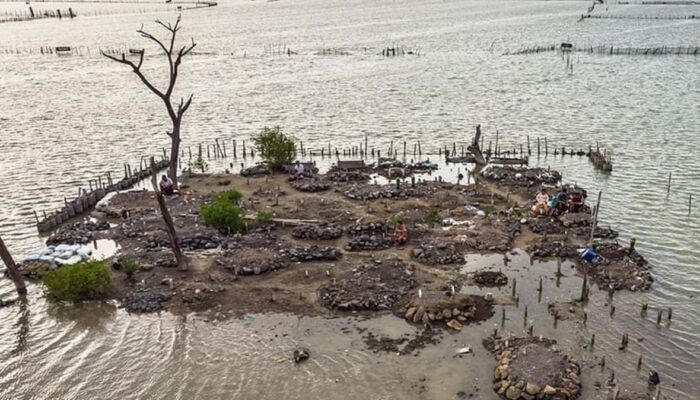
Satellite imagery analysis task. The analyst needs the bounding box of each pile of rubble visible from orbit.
[280,245,342,262]
[120,288,174,313]
[326,170,370,182]
[291,224,343,240]
[411,242,465,265]
[343,184,433,201]
[402,292,478,326]
[486,336,581,400]
[472,270,508,287]
[46,220,111,245]
[240,164,271,177]
[288,177,331,192]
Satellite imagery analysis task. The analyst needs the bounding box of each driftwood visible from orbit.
[244,215,322,226]
[0,236,27,295]
[150,158,187,270]
[467,124,487,165]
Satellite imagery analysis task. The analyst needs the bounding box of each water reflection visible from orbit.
[46,301,117,331]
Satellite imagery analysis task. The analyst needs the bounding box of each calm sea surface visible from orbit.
[1,0,699,399]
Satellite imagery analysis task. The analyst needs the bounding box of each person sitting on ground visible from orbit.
[568,190,584,213]
[393,223,408,245]
[159,175,175,196]
[294,162,305,176]
[532,189,549,215]
[548,187,569,216]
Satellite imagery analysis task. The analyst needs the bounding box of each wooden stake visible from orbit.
[0,237,27,295]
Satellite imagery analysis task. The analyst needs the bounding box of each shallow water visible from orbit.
[1,0,699,399]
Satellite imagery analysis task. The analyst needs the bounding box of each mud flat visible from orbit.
[14,163,663,399]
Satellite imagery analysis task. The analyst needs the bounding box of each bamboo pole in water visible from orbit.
[0,236,27,295]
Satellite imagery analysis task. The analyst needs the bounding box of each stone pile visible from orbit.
[488,336,581,400]
[581,242,653,291]
[288,178,331,192]
[280,245,342,262]
[343,184,433,200]
[318,261,416,311]
[47,220,111,245]
[527,240,579,259]
[291,224,343,240]
[473,270,508,287]
[482,166,562,192]
[345,235,392,251]
[145,234,220,251]
[326,170,371,182]
[411,242,465,265]
[120,288,173,313]
[240,165,271,177]
[402,292,477,325]
[235,257,288,276]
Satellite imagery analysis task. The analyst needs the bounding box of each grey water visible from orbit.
[1,0,699,398]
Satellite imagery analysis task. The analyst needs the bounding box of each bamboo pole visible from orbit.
[0,236,27,295]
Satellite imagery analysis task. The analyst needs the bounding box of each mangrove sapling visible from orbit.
[425,209,440,227]
[42,260,111,302]
[253,126,296,170]
[200,196,246,234]
[256,210,274,224]
[122,259,138,282]
[101,15,196,188]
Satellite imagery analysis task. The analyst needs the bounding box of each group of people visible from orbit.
[532,187,584,216]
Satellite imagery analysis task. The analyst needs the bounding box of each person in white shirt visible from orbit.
[532,189,549,215]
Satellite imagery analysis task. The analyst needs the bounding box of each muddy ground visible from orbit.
[18,164,656,388]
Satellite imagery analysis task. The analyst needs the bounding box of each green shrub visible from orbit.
[256,210,274,223]
[122,259,138,282]
[42,260,112,302]
[253,126,296,170]
[215,189,242,205]
[425,208,440,226]
[188,155,208,173]
[387,213,406,227]
[200,196,246,233]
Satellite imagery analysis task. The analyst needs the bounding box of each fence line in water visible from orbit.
[505,44,700,56]
[580,13,699,21]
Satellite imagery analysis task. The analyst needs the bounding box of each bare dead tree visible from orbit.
[102,15,196,188]
[149,157,188,271]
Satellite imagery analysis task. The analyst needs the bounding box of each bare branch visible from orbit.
[101,50,164,99]
[178,94,194,118]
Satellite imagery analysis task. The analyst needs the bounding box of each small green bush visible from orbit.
[122,259,138,282]
[425,208,440,226]
[253,126,296,170]
[256,210,274,223]
[200,196,246,233]
[216,189,242,205]
[188,155,208,173]
[387,213,406,227]
[42,260,112,302]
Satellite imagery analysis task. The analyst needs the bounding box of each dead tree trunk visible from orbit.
[0,236,27,295]
[150,158,187,271]
[467,124,488,165]
[102,15,196,188]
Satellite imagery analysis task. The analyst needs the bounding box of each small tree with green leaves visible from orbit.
[253,126,296,170]
[256,210,274,224]
[200,192,246,234]
[42,260,112,302]
[425,208,440,227]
